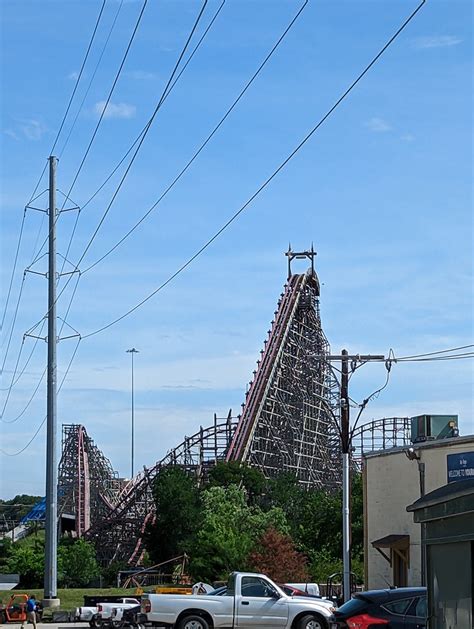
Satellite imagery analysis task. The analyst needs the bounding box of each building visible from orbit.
[363,415,474,590]
[407,478,474,628]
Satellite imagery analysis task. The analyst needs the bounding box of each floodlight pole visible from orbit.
[322,351,386,602]
[126,348,139,477]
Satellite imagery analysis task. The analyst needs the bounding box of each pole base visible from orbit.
[42,598,60,609]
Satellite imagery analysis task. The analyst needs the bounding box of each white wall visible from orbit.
[364,436,474,589]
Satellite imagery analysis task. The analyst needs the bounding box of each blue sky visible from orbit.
[1,0,472,498]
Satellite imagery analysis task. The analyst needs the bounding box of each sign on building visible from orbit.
[447,452,474,483]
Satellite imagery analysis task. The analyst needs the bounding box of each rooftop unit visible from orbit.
[410,414,459,444]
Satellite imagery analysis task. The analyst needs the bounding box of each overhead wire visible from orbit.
[67,0,210,270]
[0,337,82,457]
[0,275,81,423]
[1,0,215,415]
[77,0,227,216]
[58,0,126,159]
[26,0,218,331]
[82,0,308,274]
[30,0,150,267]
[82,0,427,340]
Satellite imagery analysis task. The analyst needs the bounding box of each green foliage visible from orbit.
[144,467,201,565]
[208,462,267,504]
[144,462,365,586]
[5,538,45,587]
[189,485,288,581]
[0,495,42,523]
[58,539,100,587]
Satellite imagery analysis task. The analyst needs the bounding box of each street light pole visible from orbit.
[126,348,139,478]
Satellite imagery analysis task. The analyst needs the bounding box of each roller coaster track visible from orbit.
[62,253,409,566]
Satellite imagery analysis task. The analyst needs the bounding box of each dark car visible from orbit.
[329,587,426,628]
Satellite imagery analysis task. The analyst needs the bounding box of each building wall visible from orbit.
[363,435,474,590]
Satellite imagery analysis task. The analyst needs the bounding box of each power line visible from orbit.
[0,276,80,422]
[59,0,126,159]
[59,0,149,212]
[77,0,227,216]
[0,275,26,375]
[0,338,81,457]
[25,0,216,331]
[31,0,150,267]
[82,0,427,339]
[24,0,108,208]
[69,0,210,270]
[395,344,474,360]
[82,0,307,274]
[0,211,26,338]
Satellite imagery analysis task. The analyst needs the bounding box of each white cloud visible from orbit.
[412,35,463,50]
[68,70,80,81]
[4,129,20,141]
[125,70,157,80]
[400,133,415,142]
[5,119,47,141]
[94,100,136,120]
[365,117,391,133]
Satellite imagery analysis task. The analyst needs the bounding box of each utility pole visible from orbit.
[44,155,58,605]
[341,349,351,604]
[323,351,386,602]
[126,348,139,477]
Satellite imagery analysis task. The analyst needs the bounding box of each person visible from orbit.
[21,595,36,629]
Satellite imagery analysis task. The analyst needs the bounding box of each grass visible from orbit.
[0,588,138,613]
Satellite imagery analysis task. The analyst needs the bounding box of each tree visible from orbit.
[58,538,100,587]
[208,462,267,504]
[6,543,44,587]
[248,527,309,582]
[189,485,288,582]
[144,467,202,565]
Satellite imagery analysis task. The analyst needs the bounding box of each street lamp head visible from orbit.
[126,348,139,353]
[405,447,420,461]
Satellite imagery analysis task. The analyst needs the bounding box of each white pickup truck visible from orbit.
[76,599,139,627]
[141,572,335,629]
[95,599,140,627]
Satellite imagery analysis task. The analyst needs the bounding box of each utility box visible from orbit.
[410,415,458,444]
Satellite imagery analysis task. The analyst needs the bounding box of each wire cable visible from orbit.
[29,0,150,269]
[0,274,26,375]
[59,0,125,159]
[25,0,108,208]
[0,275,80,422]
[394,344,474,361]
[69,0,209,270]
[0,338,81,456]
[82,0,307,273]
[28,0,215,326]
[82,0,427,339]
[0,211,26,338]
[59,0,149,212]
[77,0,227,216]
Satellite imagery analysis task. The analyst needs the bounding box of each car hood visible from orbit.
[289,596,334,609]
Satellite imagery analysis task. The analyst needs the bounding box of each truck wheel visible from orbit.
[90,617,102,629]
[177,615,210,629]
[296,614,327,629]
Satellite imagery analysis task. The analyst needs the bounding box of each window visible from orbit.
[382,598,413,615]
[336,597,368,615]
[241,577,276,598]
[406,596,427,618]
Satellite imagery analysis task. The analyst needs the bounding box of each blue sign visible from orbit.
[447,452,474,483]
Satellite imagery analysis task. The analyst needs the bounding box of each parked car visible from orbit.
[329,587,426,628]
